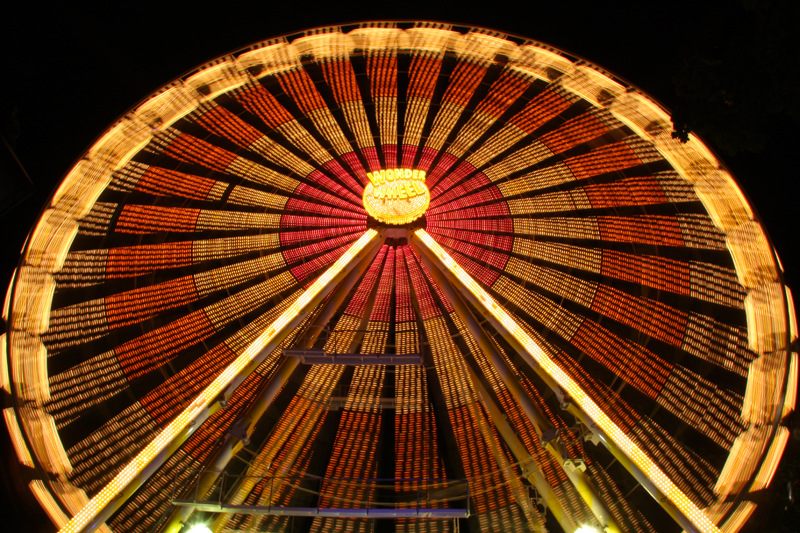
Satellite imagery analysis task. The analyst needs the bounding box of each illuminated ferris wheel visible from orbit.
[2,22,796,533]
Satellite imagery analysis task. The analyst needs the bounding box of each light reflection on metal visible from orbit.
[56,229,379,533]
[413,228,721,533]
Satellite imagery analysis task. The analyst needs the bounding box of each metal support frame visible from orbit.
[171,472,470,519]
[419,246,621,533]
[162,234,385,533]
[411,229,716,533]
[58,230,382,533]
[459,367,545,533]
[461,351,578,533]
[401,248,543,532]
[284,328,419,360]
[290,353,422,365]
[209,235,389,533]
[409,251,544,531]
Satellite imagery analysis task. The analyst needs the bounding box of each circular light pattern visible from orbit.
[2,22,795,533]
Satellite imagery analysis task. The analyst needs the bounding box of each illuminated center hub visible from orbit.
[362,168,429,225]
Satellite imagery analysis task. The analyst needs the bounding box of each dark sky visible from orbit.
[1,1,797,531]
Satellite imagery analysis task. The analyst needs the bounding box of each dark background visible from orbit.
[1,1,797,531]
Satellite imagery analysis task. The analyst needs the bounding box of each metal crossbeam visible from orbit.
[173,504,467,519]
[289,353,422,365]
[172,473,470,520]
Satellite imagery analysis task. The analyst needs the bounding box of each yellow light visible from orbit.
[414,229,721,533]
[56,230,378,533]
[363,169,429,225]
[4,408,34,467]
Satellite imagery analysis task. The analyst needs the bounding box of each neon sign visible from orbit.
[363,168,429,225]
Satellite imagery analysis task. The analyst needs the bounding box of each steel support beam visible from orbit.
[174,503,468,519]
[163,236,384,533]
[210,238,389,533]
[421,247,620,533]
[461,352,577,533]
[58,230,382,533]
[459,368,545,532]
[411,256,543,530]
[411,229,716,533]
[403,251,543,531]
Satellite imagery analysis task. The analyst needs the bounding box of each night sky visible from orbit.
[1,2,797,531]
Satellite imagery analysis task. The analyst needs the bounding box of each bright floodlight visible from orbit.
[186,524,212,533]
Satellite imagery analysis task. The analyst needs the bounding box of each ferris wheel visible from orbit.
[2,22,796,533]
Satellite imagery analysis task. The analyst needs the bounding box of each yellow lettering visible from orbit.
[364,169,431,209]
[362,169,431,224]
